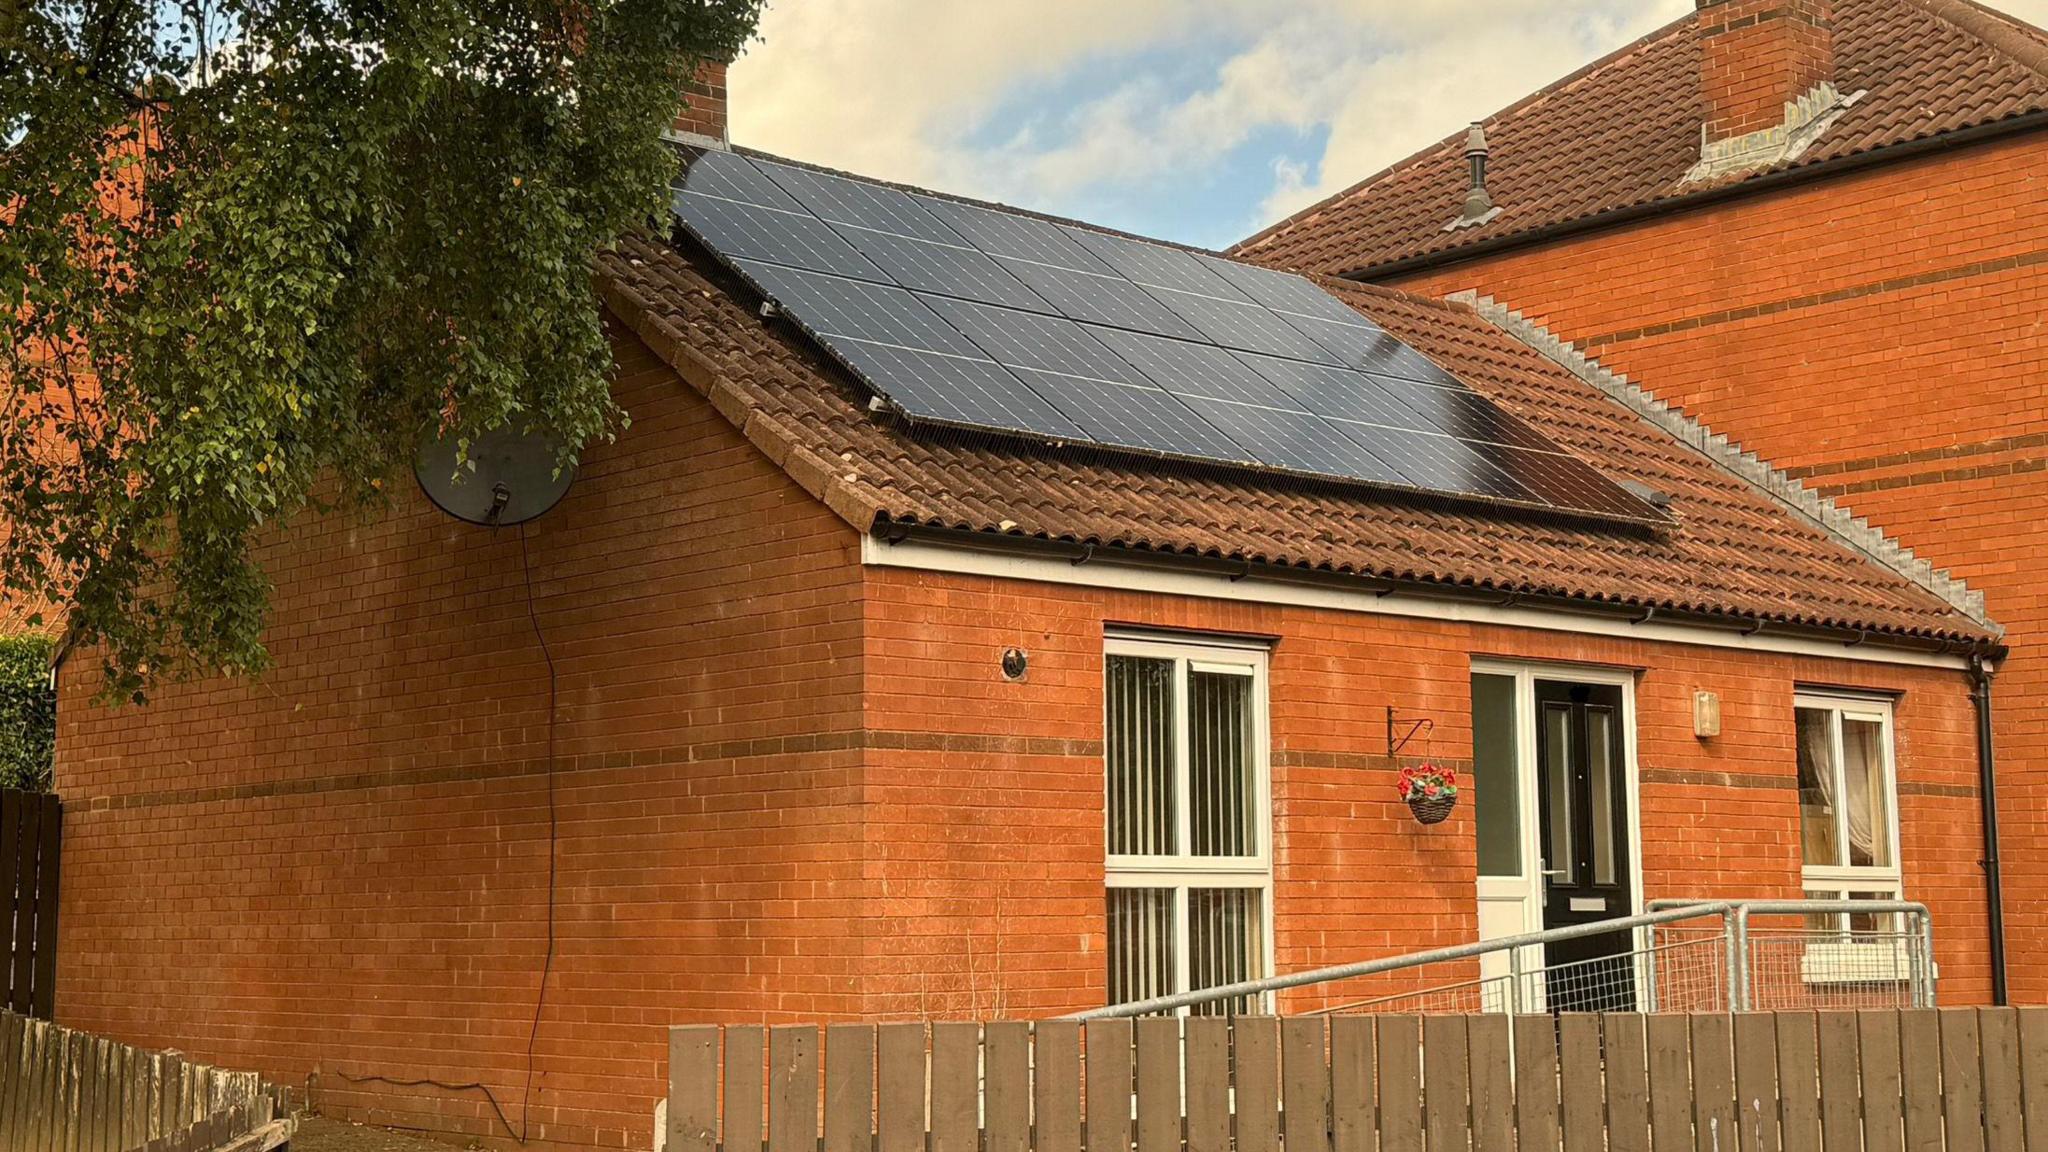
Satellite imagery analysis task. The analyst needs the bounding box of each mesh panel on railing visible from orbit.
[1289,916,1924,1017]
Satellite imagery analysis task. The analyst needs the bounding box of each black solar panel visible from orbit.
[670,148,1665,523]
[755,158,962,244]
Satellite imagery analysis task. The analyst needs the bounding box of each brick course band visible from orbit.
[1784,432,2048,481]
[1699,7,1835,38]
[1640,767,1794,791]
[1580,244,2048,350]
[1815,455,2048,499]
[73,729,1105,813]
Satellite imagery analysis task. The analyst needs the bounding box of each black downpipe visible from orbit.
[1972,656,2010,1005]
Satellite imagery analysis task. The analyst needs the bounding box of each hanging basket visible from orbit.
[1407,793,1457,825]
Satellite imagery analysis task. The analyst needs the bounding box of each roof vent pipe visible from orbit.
[1445,122,1503,231]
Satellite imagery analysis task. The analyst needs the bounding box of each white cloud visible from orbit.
[729,0,2048,243]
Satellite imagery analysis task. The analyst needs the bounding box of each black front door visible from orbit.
[1535,679,1635,1012]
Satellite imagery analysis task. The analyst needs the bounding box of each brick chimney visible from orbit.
[1696,0,1836,143]
[669,61,729,148]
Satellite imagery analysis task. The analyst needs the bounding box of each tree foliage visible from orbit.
[1,0,760,700]
[0,634,55,790]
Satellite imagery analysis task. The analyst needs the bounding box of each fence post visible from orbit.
[1644,924,1659,1014]
[1725,907,1750,1012]
[1506,947,1522,1016]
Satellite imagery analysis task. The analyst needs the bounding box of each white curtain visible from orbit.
[1798,711,1839,866]
[1841,719,1886,867]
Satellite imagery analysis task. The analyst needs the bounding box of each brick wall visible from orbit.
[857,563,1993,1015]
[671,62,728,144]
[1387,127,2048,1000]
[50,319,1998,1152]
[53,325,868,1150]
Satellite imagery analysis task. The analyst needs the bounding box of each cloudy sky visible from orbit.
[727,0,2048,250]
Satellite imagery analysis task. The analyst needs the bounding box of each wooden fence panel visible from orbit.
[1644,1015,1691,1152]
[0,1010,289,1152]
[1902,1009,1944,1152]
[1938,1009,1984,1152]
[983,1023,1029,1152]
[1862,1011,1905,1152]
[654,1008,2048,1152]
[1329,1016,1376,1152]
[928,1023,978,1152]
[1,791,61,1021]
[1513,1015,1561,1152]
[1423,1015,1471,1152]
[1234,1017,1281,1152]
[1133,1019,1178,1152]
[1282,1017,1332,1152]
[1377,1015,1423,1152]
[1600,1015,1649,1152]
[723,1027,766,1152]
[665,1026,716,1152]
[768,1026,819,1152]
[822,1025,874,1152]
[875,1024,925,1152]
[1466,1015,1513,1152]
[1184,1018,1230,1152]
[1559,1015,1602,1152]
[1774,1012,1820,1152]
[1032,1022,1081,1152]
[1083,1019,1132,1152]
[1732,1011,1779,1152]
[1980,1008,2023,1152]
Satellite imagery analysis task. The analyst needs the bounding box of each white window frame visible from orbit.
[1103,634,1274,1013]
[1795,693,1907,980]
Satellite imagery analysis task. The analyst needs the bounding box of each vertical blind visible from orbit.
[1106,650,1266,1013]
[1107,656,1176,858]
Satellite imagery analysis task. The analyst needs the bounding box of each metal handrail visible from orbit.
[1063,902,1732,1020]
[1065,898,1934,1020]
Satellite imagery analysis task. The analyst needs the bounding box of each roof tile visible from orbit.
[596,231,1995,647]
[1234,0,2048,276]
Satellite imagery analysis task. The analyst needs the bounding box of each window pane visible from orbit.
[1841,718,1891,868]
[1795,708,1841,868]
[1587,705,1618,885]
[1107,888,1176,1009]
[1543,703,1575,885]
[1189,888,1264,1017]
[1107,656,1176,857]
[1803,888,1842,934]
[1848,889,1897,936]
[1189,670,1256,857]
[1471,673,1521,877]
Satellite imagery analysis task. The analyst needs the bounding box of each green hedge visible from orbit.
[0,635,54,792]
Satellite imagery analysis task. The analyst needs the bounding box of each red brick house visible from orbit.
[1235,0,2048,1001]
[51,62,2009,1152]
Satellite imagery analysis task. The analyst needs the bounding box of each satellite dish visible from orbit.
[414,422,576,526]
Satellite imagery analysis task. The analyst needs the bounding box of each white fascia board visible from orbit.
[861,536,1971,672]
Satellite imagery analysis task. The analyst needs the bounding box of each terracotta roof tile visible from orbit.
[596,230,1995,647]
[1233,0,2048,277]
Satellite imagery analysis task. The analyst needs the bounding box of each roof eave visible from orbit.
[1341,108,2048,283]
[875,519,2005,661]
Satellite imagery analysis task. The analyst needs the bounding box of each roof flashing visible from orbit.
[1683,82,1867,184]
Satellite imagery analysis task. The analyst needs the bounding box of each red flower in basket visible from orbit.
[1399,762,1459,825]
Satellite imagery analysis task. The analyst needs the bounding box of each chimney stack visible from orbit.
[669,60,729,148]
[1696,0,1836,144]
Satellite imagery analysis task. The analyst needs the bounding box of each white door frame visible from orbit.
[1470,659,1644,1007]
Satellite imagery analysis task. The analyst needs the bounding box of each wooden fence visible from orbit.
[0,1012,294,1152]
[665,1008,2048,1152]
[1,787,59,1018]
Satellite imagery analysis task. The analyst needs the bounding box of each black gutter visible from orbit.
[877,522,2008,662]
[1972,655,2010,1005]
[1345,110,2048,284]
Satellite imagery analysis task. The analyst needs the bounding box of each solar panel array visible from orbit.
[671,149,1663,523]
